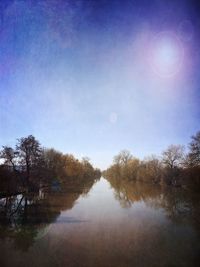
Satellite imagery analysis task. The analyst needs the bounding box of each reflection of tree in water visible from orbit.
[0,178,96,251]
[107,176,200,232]
[108,176,161,208]
[156,188,200,231]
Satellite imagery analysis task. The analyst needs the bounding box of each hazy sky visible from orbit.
[0,0,200,169]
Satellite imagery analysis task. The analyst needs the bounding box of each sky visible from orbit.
[0,0,200,169]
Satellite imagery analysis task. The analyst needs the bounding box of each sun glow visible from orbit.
[150,32,184,77]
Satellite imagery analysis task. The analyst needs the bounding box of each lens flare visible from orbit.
[149,32,184,77]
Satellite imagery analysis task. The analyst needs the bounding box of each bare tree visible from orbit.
[114,150,133,166]
[162,145,184,169]
[187,131,200,167]
[0,146,17,172]
[16,135,42,186]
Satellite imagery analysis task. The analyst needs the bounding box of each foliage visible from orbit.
[0,135,101,194]
[103,131,200,191]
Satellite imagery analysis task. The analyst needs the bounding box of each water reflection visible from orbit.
[108,176,200,231]
[0,177,200,267]
[0,178,96,252]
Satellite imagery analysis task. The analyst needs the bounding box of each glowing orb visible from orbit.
[150,32,184,77]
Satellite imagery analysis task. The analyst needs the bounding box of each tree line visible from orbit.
[0,135,101,196]
[103,131,200,191]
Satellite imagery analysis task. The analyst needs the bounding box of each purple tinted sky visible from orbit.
[0,0,200,169]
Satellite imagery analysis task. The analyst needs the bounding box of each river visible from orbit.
[0,177,199,267]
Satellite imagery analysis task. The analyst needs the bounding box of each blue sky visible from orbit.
[0,0,200,169]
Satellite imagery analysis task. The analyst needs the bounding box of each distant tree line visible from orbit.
[0,135,101,196]
[103,131,200,191]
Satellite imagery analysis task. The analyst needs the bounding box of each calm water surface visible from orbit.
[0,177,200,267]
